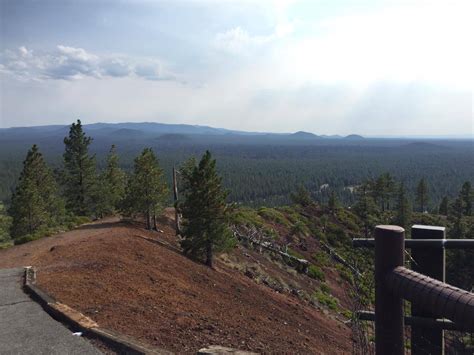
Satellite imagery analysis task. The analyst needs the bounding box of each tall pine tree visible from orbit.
[416,178,429,212]
[328,190,339,216]
[9,145,65,239]
[353,182,378,237]
[122,148,168,229]
[374,173,396,212]
[179,151,235,267]
[460,182,472,216]
[63,120,96,215]
[91,145,126,217]
[290,185,313,207]
[438,196,449,216]
[394,182,412,231]
[104,145,126,210]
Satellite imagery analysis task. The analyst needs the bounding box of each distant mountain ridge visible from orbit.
[0,122,363,140]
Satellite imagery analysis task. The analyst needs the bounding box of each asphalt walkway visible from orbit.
[0,268,101,354]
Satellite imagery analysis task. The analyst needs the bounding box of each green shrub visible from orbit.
[258,207,289,226]
[290,221,310,236]
[312,251,330,266]
[0,241,13,249]
[230,207,265,228]
[14,226,53,245]
[287,248,304,259]
[307,265,325,281]
[338,266,355,285]
[320,282,330,294]
[313,289,339,310]
[341,309,352,319]
[13,215,91,245]
[326,223,348,247]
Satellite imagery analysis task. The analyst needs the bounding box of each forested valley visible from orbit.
[1,120,473,289]
[0,120,473,353]
[0,122,472,209]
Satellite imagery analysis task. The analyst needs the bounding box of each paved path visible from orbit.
[0,268,102,354]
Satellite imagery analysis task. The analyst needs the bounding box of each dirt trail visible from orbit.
[0,217,352,354]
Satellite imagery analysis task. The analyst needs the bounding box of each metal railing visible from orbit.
[354,225,474,355]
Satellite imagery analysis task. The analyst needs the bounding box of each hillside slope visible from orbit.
[0,215,352,354]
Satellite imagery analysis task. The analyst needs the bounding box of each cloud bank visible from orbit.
[0,45,171,81]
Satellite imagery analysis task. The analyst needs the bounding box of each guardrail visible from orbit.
[354,225,474,355]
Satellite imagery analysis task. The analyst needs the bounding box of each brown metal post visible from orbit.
[411,225,446,355]
[375,225,405,355]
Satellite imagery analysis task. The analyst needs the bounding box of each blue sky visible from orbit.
[0,0,472,136]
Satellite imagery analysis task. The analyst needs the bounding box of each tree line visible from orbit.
[6,120,170,239]
[2,120,472,271]
[350,172,472,233]
[3,120,233,267]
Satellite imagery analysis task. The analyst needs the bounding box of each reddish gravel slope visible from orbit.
[0,217,352,354]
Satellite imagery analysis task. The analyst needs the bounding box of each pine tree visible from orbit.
[91,145,126,217]
[290,185,313,207]
[374,173,396,211]
[328,190,339,215]
[416,178,429,212]
[104,145,126,210]
[63,120,96,215]
[450,197,464,222]
[9,145,65,239]
[394,182,412,230]
[353,182,378,237]
[459,182,472,216]
[122,148,168,229]
[439,196,449,215]
[179,151,235,267]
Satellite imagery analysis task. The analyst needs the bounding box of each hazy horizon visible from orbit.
[1,0,472,137]
[1,120,473,140]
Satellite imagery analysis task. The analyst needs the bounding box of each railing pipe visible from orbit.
[353,238,474,249]
[356,311,470,332]
[386,267,474,330]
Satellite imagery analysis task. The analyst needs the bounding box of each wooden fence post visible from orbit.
[375,225,405,355]
[411,225,446,355]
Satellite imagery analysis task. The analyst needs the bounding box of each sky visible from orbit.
[0,0,472,136]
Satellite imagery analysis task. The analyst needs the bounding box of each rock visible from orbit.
[197,345,258,354]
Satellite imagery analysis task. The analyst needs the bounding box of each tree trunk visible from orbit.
[206,241,213,268]
[172,167,181,235]
[146,209,151,230]
[153,208,157,231]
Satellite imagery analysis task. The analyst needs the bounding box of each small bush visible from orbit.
[287,248,304,259]
[230,207,265,228]
[258,207,289,226]
[338,267,355,285]
[307,265,325,281]
[14,226,53,245]
[13,216,91,245]
[312,251,330,267]
[313,289,339,311]
[326,223,348,247]
[290,221,310,236]
[320,282,330,294]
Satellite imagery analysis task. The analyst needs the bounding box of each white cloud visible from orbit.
[0,45,173,81]
[214,21,294,54]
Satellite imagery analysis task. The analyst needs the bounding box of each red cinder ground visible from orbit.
[0,215,352,354]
